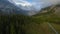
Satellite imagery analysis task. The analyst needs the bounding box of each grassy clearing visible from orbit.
[51,23,60,34]
[22,22,58,34]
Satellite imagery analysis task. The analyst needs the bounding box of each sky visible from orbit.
[8,0,60,16]
[26,0,33,3]
[8,0,43,11]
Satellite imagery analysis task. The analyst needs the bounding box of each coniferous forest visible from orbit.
[0,5,60,34]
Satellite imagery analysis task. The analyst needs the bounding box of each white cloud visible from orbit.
[8,0,60,16]
[8,0,32,7]
[8,0,60,10]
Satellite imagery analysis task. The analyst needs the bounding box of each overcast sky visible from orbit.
[8,0,60,16]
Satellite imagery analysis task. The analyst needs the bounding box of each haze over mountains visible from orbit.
[0,0,60,16]
[0,0,30,15]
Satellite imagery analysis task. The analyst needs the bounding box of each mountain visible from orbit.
[33,5,60,16]
[0,0,30,15]
[0,0,39,16]
[0,0,60,16]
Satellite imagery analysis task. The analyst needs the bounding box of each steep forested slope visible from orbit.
[0,4,60,34]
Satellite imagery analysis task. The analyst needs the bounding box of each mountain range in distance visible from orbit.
[0,0,34,16]
[0,0,60,16]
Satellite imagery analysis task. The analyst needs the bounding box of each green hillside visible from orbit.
[0,5,60,34]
